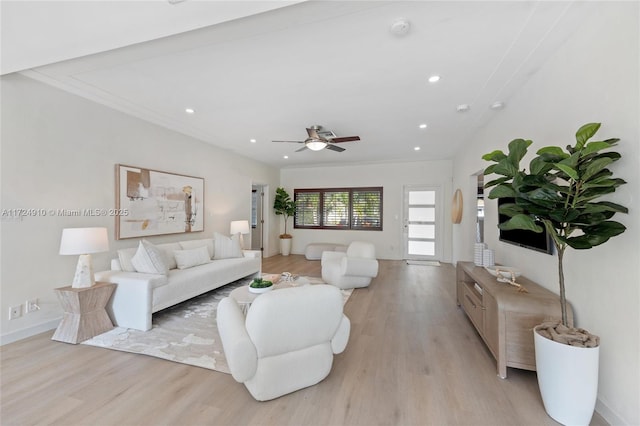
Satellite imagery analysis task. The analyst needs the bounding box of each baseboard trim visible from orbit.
[0,318,59,346]
[596,398,626,426]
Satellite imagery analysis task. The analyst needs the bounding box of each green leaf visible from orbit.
[537,146,567,156]
[482,150,507,162]
[498,202,523,217]
[484,177,511,188]
[575,122,601,149]
[507,139,532,167]
[582,201,629,214]
[582,141,612,156]
[529,156,554,175]
[487,184,516,199]
[582,157,614,181]
[566,221,626,249]
[498,214,543,233]
[555,163,579,181]
[492,158,519,177]
[483,164,497,176]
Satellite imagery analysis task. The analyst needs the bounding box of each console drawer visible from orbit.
[462,285,484,330]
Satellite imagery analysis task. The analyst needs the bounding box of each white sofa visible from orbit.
[95,237,261,331]
[217,284,350,401]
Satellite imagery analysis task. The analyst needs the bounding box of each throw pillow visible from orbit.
[179,239,214,259]
[174,246,211,270]
[213,232,243,259]
[131,240,169,275]
[117,247,138,272]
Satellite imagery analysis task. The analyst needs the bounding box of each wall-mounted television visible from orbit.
[498,197,553,255]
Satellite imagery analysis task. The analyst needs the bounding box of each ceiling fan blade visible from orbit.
[306,127,320,139]
[272,140,304,144]
[330,136,360,143]
[326,144,346,152]
[295,145,308,152]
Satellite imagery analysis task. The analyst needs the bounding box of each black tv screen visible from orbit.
[498,197,553,255]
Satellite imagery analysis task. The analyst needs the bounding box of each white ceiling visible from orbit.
[2,1,595,168]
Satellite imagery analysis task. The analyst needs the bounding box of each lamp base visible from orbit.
[72,254,95,288]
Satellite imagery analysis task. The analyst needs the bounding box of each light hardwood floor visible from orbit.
[1,256,606,426]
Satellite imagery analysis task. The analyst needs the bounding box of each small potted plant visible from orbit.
[273,187,296,256]
[483,123,628,425]
[248,277,274,294]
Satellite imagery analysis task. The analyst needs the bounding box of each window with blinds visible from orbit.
[294,187,382,231]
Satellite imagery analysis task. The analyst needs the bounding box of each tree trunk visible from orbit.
[557,247,568,327]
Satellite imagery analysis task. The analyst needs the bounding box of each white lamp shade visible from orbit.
[59,227,109,255]
[230,220,250,235]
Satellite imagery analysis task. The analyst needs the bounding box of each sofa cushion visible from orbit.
[213,232,243,259]
[179,238,214,259]
[131,240,169,275]
[117,247,138,272]
[174,246,212,270]
[156,242,181,270]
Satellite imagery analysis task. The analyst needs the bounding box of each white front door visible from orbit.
[403,185,442,261]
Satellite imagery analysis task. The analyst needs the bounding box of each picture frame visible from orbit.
[116,164,204,239]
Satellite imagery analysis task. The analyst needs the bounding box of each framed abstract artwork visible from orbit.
[116,164,204,239]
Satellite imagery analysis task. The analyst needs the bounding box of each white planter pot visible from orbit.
[280,238,292,256]
[534,325,599,426]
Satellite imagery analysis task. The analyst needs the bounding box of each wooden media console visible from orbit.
[456,261,572,378]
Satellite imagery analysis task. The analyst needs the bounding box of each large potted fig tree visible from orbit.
[273,187,296,256]
[483,123,627,425]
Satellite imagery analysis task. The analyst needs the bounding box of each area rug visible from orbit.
[82,275,352,374]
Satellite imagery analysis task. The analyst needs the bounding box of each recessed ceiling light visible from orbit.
[414,146,421,151]
[456,104,471,112]
[283,155,289,159]
[250,139,257,143]
[490,101,505,110]
[185,108,195,114]
[419,123,428,129]
[390,18,411,36]
[428,75,440,83]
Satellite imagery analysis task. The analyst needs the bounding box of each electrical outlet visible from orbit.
[25,299,40,314]
[9,305,22,320]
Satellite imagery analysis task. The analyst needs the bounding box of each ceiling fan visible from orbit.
[272,125,360,152]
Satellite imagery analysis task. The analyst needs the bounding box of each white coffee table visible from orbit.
[229,276,308,314]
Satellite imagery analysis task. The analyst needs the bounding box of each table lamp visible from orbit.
[59,227,109,288]
[230,220,250,249]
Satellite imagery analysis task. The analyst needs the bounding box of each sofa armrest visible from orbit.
[94,270,168,331]
[341,257,379,278]
[331,314,351,354]
[321,250,346,266]
[217,297,258,383]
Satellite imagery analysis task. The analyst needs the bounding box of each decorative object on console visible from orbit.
[474,242,486,266]
[116,164,204,239]
[483,123,628,425]
[481,248,494,267]
[273,187,296,256]
[59,227,109,288]
[451,188,463,224]
[230,220,250,249]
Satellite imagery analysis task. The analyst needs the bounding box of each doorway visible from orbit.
[251,185,265,251]
[402,185,443,261]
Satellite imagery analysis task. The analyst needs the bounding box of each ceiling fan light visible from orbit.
[306,139,327,151]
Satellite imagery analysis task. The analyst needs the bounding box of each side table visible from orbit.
[52,282,116,344]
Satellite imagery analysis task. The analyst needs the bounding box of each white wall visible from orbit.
[0,74,280,344]
[281,160,453,261]
[452,3,639,424]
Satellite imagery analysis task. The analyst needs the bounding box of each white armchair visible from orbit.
[321,241,379,289]
[216,284,350,401]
